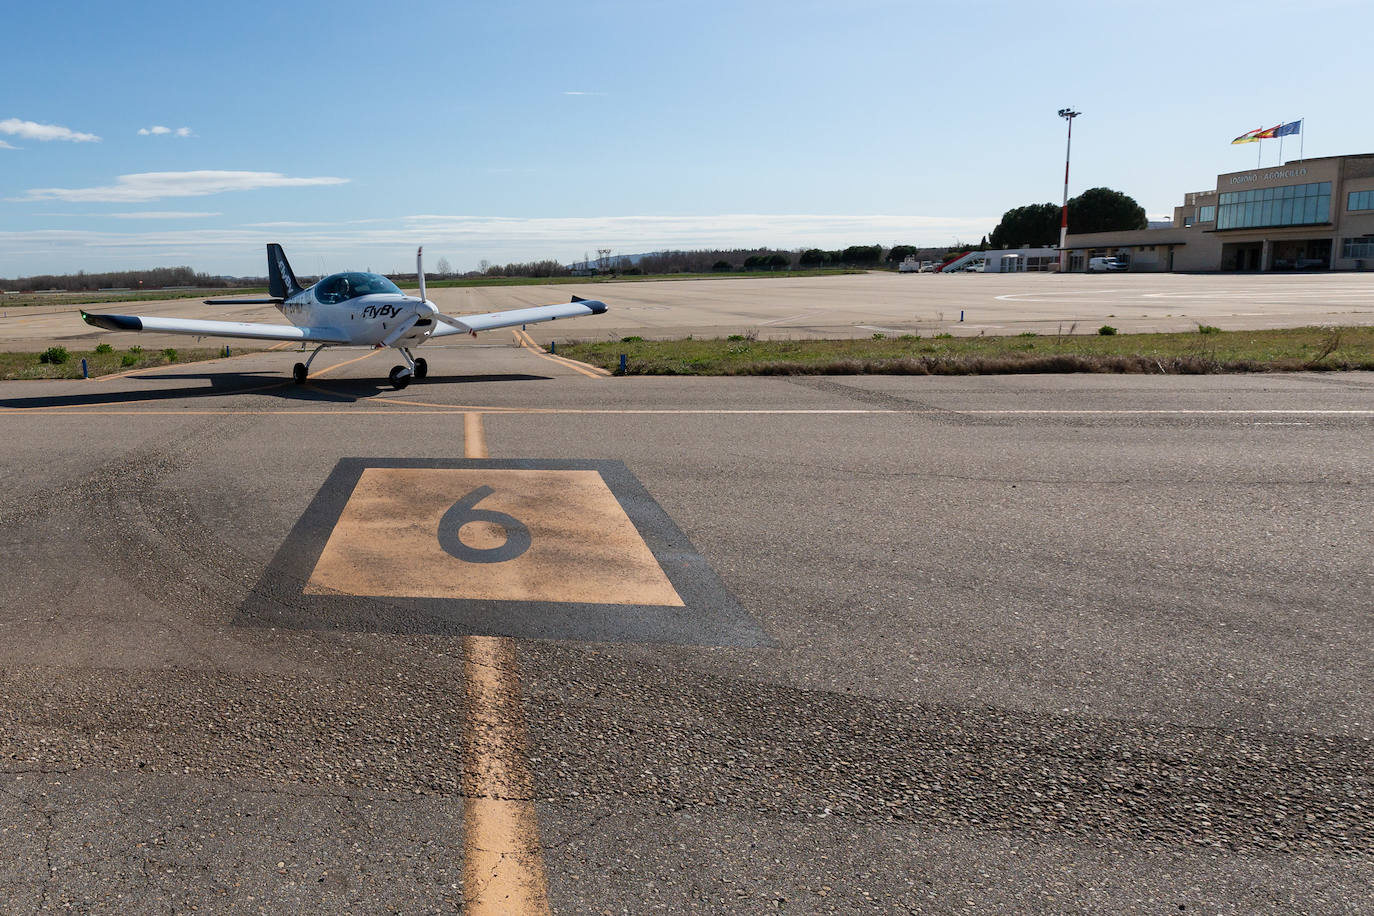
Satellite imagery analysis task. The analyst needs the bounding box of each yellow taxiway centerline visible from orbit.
[307,349,380,379]
[96,360,192,382]
[511,328,610,379]
[463,411,488,456]
[460,411,552,915]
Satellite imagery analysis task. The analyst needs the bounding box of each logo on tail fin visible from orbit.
[267,243,302,299]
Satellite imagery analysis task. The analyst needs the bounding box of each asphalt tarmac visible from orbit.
[1,336,1371,913]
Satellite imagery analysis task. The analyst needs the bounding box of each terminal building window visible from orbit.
[1197,205,1216,223]
[1216,181,1331,230]
[1349,190,1374,211]
[1341,238,1374,258]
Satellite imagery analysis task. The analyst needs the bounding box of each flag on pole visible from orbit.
[1232,121,1301,144]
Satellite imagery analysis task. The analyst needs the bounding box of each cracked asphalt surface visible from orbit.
[1,337,1371,913]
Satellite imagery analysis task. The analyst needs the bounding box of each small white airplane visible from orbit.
[81,243,607,389]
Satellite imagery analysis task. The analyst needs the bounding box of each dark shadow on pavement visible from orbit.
[303,374,552,403]
[0,372,552,410]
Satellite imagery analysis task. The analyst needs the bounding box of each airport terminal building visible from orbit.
[1063,153,1374,272]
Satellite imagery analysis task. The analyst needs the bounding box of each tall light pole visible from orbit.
[1058,108,1080,272]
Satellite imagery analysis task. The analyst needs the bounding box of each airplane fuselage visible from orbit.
[278,288,437,348]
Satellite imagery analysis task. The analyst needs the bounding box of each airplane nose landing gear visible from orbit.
[388,365,412,390]
[413,357,428,379]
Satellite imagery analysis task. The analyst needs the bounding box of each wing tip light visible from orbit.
[80,311,143,332]
[571,295,607,314]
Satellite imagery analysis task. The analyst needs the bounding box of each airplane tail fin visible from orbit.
[267,243,303,299]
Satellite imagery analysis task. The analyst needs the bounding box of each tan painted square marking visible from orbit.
[304,468,684,606]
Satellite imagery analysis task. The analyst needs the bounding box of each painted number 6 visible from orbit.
[437,486,532,564]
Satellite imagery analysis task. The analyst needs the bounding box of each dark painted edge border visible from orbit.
[235,457,774,648]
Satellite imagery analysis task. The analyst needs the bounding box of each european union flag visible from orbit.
[1275,120,1302,137]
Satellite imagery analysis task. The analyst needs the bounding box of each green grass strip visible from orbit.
[560,326,1374,376]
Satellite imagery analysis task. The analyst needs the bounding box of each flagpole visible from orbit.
[1299,117,1304,162]
[1257,130,1262,168]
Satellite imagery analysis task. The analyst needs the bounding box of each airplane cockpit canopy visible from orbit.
[314,272,404,304]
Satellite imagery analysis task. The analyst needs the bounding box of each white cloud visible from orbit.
[0,118,100,143]
[0,140,16,150]
[563,91,607,96]
[109,211,221,219]
[242,218,390,228]
[12,170,350,203]
[138,125,194,137]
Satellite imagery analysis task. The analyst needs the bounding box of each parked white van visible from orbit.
[1087,257,1126,272]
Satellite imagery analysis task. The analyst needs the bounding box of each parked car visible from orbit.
[1087,257,1126,272]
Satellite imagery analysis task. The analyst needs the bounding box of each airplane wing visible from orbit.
[430,297,607,337]
[80,310,350,343]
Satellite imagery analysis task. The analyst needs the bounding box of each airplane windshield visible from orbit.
[315,272,403,304]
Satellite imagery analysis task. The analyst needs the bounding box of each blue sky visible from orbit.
[2,0,1366,277]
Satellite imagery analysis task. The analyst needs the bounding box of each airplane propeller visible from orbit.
[415,245,475,335]
[417,245,426,309]
[428,309,475,335]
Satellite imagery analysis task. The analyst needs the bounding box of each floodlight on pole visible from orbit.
[1058,108,1080,272]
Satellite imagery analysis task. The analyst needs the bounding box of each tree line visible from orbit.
[1,266,235,292]
[422,246,947,279]
[469,259,572,278]
[585,245,935,276]
[6,249,937,289]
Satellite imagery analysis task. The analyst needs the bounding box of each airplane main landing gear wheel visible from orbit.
[414,357,428,379]
[292,362,307,384]
[389,365,411,390]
